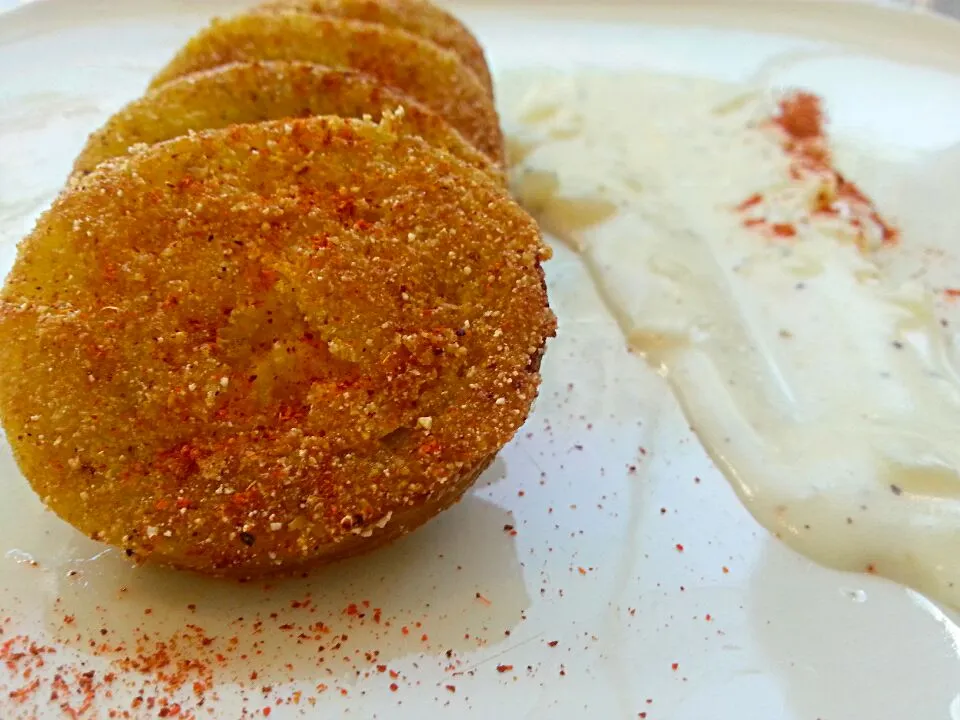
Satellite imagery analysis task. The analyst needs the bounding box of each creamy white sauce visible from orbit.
[502,69,960,609]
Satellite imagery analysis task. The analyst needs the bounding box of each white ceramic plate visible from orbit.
[3,2,960,718]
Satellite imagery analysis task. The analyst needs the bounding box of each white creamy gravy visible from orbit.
[501,69,960,608]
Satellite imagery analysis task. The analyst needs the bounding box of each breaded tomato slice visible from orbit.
[0,116,554,576]
[257,0,493,92]
[150,12,503,163]
[75,61,502,183]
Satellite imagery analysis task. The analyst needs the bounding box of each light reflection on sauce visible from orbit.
[503,68,960,609]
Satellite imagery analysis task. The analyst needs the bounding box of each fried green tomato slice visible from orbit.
[74,61,503,183]
[0,116,555,577]
[256,0,493,92]
[149,12,503,163]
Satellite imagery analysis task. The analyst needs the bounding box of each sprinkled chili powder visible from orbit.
[737,90,899,248]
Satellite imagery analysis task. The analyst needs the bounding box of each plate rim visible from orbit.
[3,0,960,76]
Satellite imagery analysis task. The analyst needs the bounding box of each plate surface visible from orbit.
[2,2,960,718]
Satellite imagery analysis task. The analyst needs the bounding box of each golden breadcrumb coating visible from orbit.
[0,116,554,576]
[74,61,502,183]
[149,12,504,163]
[256,0,493,92]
